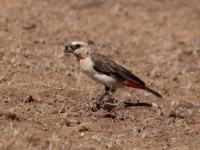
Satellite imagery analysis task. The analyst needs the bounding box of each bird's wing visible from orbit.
[91,52,145,85]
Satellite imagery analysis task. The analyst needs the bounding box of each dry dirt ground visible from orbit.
[0,0,200,149]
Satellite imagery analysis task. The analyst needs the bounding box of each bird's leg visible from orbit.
[105,86,110,95]
[99,86,115,101]
[104,86,116,96]
[109,86,116,93]
[99,86,109,101]
[106,86,116,101]
[93,86,116,111]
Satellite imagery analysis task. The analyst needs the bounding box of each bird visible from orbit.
[64,41,162,99]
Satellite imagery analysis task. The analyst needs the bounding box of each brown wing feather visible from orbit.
[91,52,145,86]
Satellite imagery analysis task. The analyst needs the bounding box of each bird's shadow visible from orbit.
[123,101,152,108]
[102,100,152,119]
[90,96,152,113]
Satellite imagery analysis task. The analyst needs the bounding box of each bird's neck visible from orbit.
[74,54,90,62]
[74,49,92,61]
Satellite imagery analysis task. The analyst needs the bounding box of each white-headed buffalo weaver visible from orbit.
[64,41,162,98]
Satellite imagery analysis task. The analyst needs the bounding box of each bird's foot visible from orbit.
[105,86,116,93]
[90,86,116,112]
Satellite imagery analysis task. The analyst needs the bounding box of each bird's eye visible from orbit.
[76,44,81,49]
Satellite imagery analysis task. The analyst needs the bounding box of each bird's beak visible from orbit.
[64,44,74,53]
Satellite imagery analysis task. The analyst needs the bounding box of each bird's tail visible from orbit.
[143,86,162,98]
[124,80,162,98]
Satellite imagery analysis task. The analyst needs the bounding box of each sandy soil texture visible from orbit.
[0,0,200,149]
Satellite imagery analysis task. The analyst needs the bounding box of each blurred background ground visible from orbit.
[0,0,200,149]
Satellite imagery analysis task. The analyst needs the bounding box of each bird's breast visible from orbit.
[79,57,122,88]
[79,57,95,75]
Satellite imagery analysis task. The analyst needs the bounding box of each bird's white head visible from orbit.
[64,41,91,60]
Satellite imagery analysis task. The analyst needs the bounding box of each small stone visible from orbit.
[24,95,35,103]
[0,76,6,82]
[79,123,90,132]
[151,70,161,78]
[22,23,36,30]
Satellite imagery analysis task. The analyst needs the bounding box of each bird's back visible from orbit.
[90,51,145,86]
